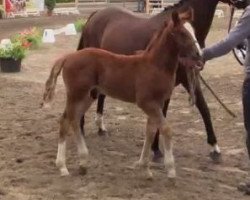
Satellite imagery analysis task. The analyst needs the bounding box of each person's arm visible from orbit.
[202,6,250,61]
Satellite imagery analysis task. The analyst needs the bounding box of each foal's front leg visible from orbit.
[135,117,158,179]
[161,122,176,178]
[151,100,169,162]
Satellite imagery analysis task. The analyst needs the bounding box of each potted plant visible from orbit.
[0,41,27,72]
[74,19,86,33]
[45,0,56,16]
[12,27,42,49]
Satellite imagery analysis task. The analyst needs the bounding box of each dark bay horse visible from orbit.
[42,9,202,177]
[77,0,236,162]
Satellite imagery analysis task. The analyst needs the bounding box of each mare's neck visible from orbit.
[150,0,220,48]
[191,0,219,47]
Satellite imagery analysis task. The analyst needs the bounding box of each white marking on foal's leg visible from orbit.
[137,119,156,167]
[134,118,156,179]
[95,113,107,132]
[162,125,176,178]
[184,22,202,55]
[55,141,69,176]
[164,141,176,178]
[77,133,89,167]
[212,144,221,153]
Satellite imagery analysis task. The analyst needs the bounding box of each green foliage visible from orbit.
[0,42,27,60]
[0,5,4,16]
[56,0,74,2]
[12,27,42,49]
[0,27,42,60]
[45,0,56,11]
[74,19,86,33]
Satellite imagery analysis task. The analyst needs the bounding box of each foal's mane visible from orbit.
[144,21,173,53]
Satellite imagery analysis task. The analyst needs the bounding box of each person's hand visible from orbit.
[236,42,245,49]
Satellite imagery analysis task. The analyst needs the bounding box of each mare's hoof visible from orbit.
[209,151,222,164]
[238,182,250,195]
[79,166,87,176]
[98,128,107,136]
[152,150,163,163]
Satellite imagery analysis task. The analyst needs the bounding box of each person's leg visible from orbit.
[243,74,250,158]
[238,74,250,195]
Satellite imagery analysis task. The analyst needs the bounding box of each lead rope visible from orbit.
[228,5,235,33]
[187,66,197,106]
[187,5,237,117]
[197,5,236,118]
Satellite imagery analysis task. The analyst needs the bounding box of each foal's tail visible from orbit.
[41,57,66,108]
[77,11,97,50]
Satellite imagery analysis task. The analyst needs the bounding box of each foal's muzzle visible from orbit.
[179,56,204,70]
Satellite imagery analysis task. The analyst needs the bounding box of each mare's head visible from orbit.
[220,0,250,8]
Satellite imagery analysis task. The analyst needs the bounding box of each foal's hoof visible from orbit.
[133,160,148,169]
[168,177,177,186]
[209,151,222,164]
[79,166,87,176]
[98,128,107,136]
[60,168,70,176]
[168,169,176,179]
[152,150,163,163]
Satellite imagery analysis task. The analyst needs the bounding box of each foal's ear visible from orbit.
[171,10,180,27]
[178,7,194,23]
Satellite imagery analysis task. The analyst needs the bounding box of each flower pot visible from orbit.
[0,58,22,73]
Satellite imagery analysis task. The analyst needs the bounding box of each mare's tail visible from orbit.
[77,11,98,50]
[41,57,66,108]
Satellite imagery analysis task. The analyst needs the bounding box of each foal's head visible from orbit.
[164,8,203,67]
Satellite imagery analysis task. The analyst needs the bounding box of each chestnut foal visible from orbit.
[42,11,202,178]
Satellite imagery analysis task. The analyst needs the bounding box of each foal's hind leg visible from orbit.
[181,77,221,163]
[73,95,95,175]
[56,111,70,176]
[96,94,107,135]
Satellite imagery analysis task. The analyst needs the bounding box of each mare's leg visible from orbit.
[56,111,71,176]
[96,94,107,135]
[151,100,169,162]
[181,75,221,162]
